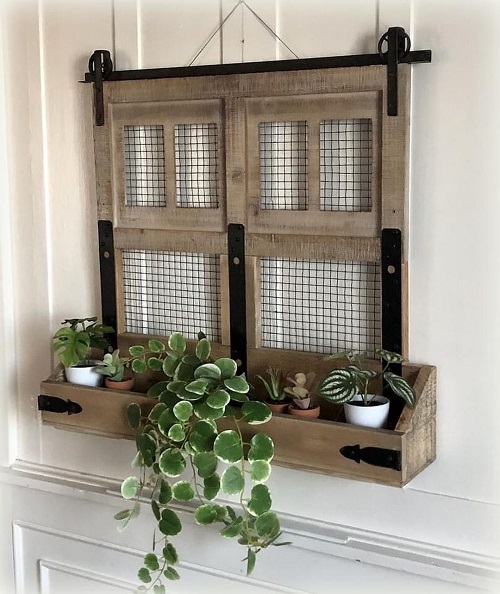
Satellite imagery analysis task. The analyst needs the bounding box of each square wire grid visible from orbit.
[320,119,373,212]
[260,257,381,354]
[122,250,221,341]
[124,125,167,207]
[259,121,308,210]
[175,123,219,208]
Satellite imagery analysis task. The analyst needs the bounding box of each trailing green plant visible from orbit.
[52,317,114,368]
[118,332,289,593]
[318,349,416,408]
[284,372,316,410]
[96,349,129,381]
[256,367,288,403]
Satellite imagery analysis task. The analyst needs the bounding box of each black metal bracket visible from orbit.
[38,395,82,415]
[87,50,113,126]
[340,444,401,471]
[228,224,247,374]
[98,220,118,350]
[378,27,412,116]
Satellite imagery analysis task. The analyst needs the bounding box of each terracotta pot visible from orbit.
[105,377,135,391]
[287,404,320,419]
[344,394,389,428]
[265,399,291,414]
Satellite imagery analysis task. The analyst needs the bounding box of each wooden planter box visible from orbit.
[39,363,435,487]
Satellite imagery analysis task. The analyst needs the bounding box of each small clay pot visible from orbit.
[105,376,135,391]
[287,404,320,419]
[265,399,292,414]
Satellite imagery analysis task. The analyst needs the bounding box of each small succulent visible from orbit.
[96,349,129,381]
[284,372,316,410]
[256,367,288,403]
[318,349,416,408]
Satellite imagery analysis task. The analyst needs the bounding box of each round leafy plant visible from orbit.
[117,332,289,592]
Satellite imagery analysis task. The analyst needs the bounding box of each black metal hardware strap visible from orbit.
[378,26,412,116]
[227,224,247,374]
[88,50,113,126]
[38,395,82,415]
[340,444,401,471]
[98,220,118,350]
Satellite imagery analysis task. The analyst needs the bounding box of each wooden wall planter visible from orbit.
[39,362,435,487]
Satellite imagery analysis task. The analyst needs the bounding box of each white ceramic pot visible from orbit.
[65,360,102,387]
[344,394,390,429]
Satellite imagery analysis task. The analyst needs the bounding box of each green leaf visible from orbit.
[377,348,405,364]
[248,484,272,516]
[250,460,271,483]
[319,369,358,403]
[384,371,416,408]
[132,359,147,374]
[214,358,237,379]
[168,333,186,354]
[163,543,178,565]
[129,345,145,357]
[144,553,159,571]
[227,390,250,404]
[159,480,172,505]
[167,380,186,395]
[194,363,221,380]
[246,548,256,575]
[159,509,182,536]
[113,509,132,521]
[224,376,249,393]
[147,357,163,372]
[241,401,272,425]
[159,390,180,407]
[151,500,160,521]
[148,339,165,353]
[174,362,195,382]
[138,568,151,583]
[157,409,178,437]
[194,504,218,525]
[173,400,193,422]
[153,585,166,594]
[182,353,201,366]
[194,401,225,421]
[221,465,244,495]
[148,403,167,422]
[195,338,211,361]
[255,511,280,538]
[220,517,244,538]
[167,424,185,442]
[136,433,156,466]
[189,420,217,453]
[193,451,218,479]
[127,403,141,429]
[131,451,143,468]
[115,502,139,532]
[172,480,195,501]
[206,389,230,409]
[158,448,186,477]
[203,474,220,500]
[147,381,171,398]
[163,567,180,581]
[185,378,209,395]
[121,476,140,500]
[248,433,274,462]
[213,430,243,463]
[162,354,179,377]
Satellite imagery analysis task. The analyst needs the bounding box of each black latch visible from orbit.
[88,50,114,126]
[340,444,401,471]
[378,27,411,116]
[38,395,82,415]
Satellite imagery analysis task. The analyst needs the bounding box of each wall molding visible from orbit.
[4,460,499,591]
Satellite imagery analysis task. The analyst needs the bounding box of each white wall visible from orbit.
[0,0,499,592]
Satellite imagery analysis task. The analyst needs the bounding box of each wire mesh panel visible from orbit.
[175,123,219,208]
[320,119,373,212]
[260,257,381,354]
[259,121,308,210]
[122,250,221,341]
[124,125,167,207]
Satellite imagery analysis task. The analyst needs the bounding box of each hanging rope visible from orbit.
[188,0,300,67]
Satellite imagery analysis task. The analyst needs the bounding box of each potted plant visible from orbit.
[318,349,416,429]
[256,367,291,413]
[284,372,320,418]
[52,317,114,387]
[95,349,134,390]
[116,332,288,591]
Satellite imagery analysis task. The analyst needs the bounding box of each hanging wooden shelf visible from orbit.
[39,361,435,487]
